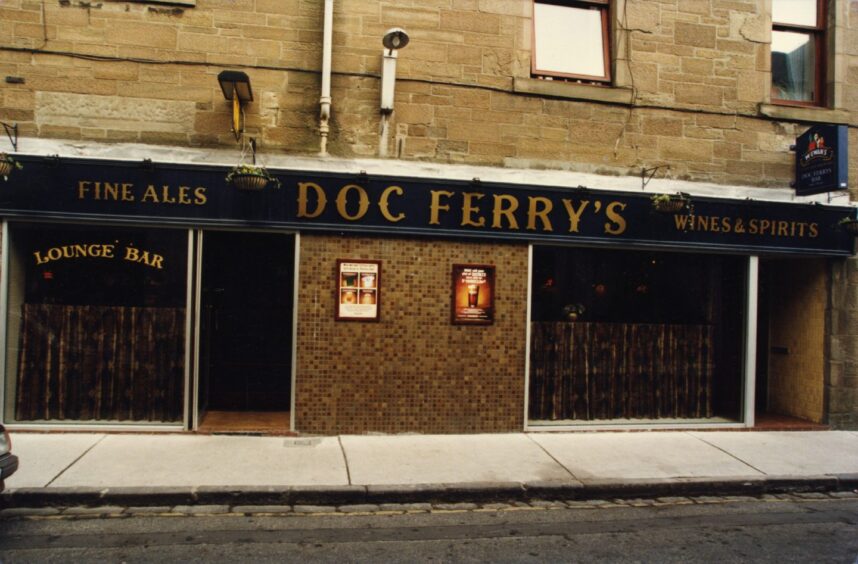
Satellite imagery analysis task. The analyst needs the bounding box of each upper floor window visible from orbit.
[532,0,611,83]
[771,0,826,105]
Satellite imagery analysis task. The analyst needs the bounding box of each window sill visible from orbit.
[759,103,849,125]
[513,77,633,105]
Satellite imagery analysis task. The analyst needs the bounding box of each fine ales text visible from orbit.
[78,181,207,205]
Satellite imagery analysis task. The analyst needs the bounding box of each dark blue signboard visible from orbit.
[794,124,848,196]
[0,155,854,256]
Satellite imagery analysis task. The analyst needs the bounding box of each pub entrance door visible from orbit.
[196,231,295,433]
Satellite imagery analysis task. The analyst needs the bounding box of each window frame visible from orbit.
[771,0,827,107]
[531,0,612,84]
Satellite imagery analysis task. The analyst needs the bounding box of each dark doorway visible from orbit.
[198,231,294,418]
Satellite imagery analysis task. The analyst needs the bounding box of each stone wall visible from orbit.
[828,258,858,429]
[1,1,857,189]
[294,234,528,434]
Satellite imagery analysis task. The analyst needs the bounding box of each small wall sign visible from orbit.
[794,124,848,196]
[336,259,381,321]
[452,264,495,325]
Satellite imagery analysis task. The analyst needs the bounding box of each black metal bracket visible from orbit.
[641,166,667,190]
[1,122,18,152]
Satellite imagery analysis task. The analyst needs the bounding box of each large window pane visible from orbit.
[772,0,817,26]
[5,224,188,424]
[534,2,606,79]
[529,247,746,423]
[771,30,816,102]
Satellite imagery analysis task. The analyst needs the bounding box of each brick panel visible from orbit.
[295,235,528,434]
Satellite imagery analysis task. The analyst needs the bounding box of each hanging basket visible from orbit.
[230,173,269,191]
[840,219,858,235]
[652,197,687,213]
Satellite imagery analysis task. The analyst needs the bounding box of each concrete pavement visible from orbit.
[4,430,858,507]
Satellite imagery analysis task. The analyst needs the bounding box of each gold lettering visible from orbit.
[297,182,327,218]
[122,183,135,202]
[194,187,208,205]
[429,190,454,225]
[561,199,589,233]
[33,251,48,265]
[674,214,691,231]
[102,244,115,258]
[759,219,772,235]
[124,246,140,262]
[161,185,177,204]
[104,182,119,201]
[492,194,520,230]
[150,254,164,269]
[379,185,405,223]
[749,219,759,234]
[722,217,732,232]
[777,221,789,237]
[604,201,627,235]
[461,192,486,227]
[178,186,192,205]
[527,196,553,232]
[809,223,818,238]
[142,185,159,203]
[77,181,91,200]
[335,184,370,221]
[710,216,720,233]
[696,216,710,231]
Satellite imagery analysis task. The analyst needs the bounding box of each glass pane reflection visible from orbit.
[534,3,605,79]
[771,31,815,101]
[772,0,817,26]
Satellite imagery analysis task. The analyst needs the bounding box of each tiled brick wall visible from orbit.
[294,234,528,434]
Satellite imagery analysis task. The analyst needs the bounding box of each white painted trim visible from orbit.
[523,244,533,430]
[182,229,194,431]
[0,221,8,423]
[290,233,301,433]
[191,229,203,431]
[14,137,851,207]
[5,424,185,432]
[525,422,748,432]
[743,255,759,428]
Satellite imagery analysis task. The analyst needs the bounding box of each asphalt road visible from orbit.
[1,498,857,563]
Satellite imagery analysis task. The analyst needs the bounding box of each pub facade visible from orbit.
[1,0,857,433]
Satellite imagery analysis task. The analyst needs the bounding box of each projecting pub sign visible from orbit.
[794,124,848,196]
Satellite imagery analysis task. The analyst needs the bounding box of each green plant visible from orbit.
[225,163,281,189]
[0,153,23,181]
[650,192,690,213]
[838,216,858,234]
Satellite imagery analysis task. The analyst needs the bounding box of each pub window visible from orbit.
[4,224,189,425]
[532,0,611,83]
[771,0,826,105]
[529,247,746,424]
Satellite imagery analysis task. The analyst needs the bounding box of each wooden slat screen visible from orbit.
[15,304,185,422]
[529,321,714,421]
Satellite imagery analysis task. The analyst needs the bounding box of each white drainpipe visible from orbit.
[319,0,334,156]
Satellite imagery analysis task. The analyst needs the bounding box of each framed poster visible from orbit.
[336,259,381,321]
[452,264,495,325]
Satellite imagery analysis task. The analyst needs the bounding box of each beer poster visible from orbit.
[452,264,495,325]
[337,259,381,321]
